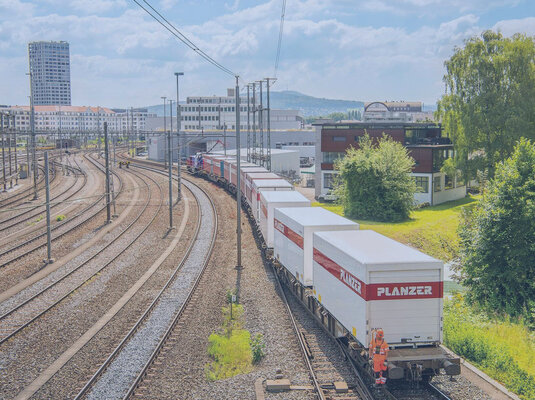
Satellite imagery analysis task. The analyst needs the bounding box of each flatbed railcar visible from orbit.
[186,152,461,384]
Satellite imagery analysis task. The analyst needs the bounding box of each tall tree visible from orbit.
[458,138,535,320]
[334,134,416,222]
[437,31,535,180]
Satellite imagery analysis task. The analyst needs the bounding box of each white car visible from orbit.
[318,190,338,202]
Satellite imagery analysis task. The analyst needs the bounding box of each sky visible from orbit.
[1,0,534,108]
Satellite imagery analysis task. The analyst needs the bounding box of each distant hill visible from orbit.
[143,90,365,117]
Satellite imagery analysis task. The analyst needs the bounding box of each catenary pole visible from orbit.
[162,96,167,167]
[104,122,111,224]
[1,114,5,191]
[252,82,256,164]
[44,151,53,264]
[175,71,184,202]
[28,71,38,200]
[235,76,242,270]
[8,118,12,188]
[167,109,174,230]
[247,85,251,163]
[265,78,274,171]
[13,114,18,185]
[258,80,264,167]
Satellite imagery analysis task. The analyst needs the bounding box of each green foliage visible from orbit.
[458,139,535,321]
[444,295,535,399]
[334,133,417,222]
[313,195,479,261]
[305,109,362,123]
[437,31,535,180]
[251,333,266,364]
[56,214,66,222]
[206,303,265,380]
[206,329,252,381]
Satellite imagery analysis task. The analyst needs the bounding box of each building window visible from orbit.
[332,136,346,142]
[445,175,454,190]
[414,176,429,193]
[322,152,345,163]
[324,173,335,189]
[433,176,441,192]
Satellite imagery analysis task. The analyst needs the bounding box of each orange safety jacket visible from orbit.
[369,337,389,372]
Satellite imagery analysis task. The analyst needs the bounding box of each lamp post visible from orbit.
[161,96,167,167]
[174,72,184,202]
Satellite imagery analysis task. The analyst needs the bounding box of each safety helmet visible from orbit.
[376,329,384,339]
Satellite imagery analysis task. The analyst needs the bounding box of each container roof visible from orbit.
[276,207,358,227]
[253,179,293,188]
[315,230,439,265]
[261,191,309,202]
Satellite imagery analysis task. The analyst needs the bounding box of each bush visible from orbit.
[334,133,417,222]
[251,333,266,364]
[444,295,535,399]
[56,214,66,221]
[206,329,252,381]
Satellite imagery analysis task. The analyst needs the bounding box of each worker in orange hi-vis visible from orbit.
[369,328,389,386]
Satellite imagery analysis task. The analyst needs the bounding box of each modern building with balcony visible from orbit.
[313,121,466,206]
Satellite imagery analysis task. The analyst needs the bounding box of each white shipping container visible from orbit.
[242,167,268,197]
[259,191,310,248]
[251,179,294,222]
[228,161,255,186]
[312,230,443,348]
[274,207,358,286]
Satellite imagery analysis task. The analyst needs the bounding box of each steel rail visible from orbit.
[0,164,50,208]
[0,164,160,346]
[0,156,84,232]
[0,153,117,269]
[74,169,214,400]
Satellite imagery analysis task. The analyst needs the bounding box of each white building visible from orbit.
[29,41,71,106]
[0,105,155,133]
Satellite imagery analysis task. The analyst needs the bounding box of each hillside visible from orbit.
[144,90,365,117]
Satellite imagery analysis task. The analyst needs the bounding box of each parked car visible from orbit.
[318,190,338,202]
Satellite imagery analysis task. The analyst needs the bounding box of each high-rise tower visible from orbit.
[28,41,71,106]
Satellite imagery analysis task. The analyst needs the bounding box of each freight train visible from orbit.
[187,152,461,383]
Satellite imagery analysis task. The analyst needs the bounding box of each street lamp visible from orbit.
[174,72,184,201]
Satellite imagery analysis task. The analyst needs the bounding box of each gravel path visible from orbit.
[85,178,215,400]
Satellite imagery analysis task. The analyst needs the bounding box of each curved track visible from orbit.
[0,163,162,345]
[0,153,118,269]
[72,166,217,400]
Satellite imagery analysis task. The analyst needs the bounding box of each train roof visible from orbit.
[275,206,358,227]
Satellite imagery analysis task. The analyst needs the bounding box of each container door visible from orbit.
[368,269,442,346]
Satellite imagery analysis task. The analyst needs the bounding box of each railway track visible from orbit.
[0,164,48,208]
[72,166,216,400]
[0,153,118,269]
[0,163,162,346]
[0,155,85,235]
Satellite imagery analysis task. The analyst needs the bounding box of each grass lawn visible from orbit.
[312,195,480,262]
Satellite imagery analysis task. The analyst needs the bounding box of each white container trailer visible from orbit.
[241,167,268,196]
[273,207,358,286]
[226,160,255,186]
[312,230,443,348]
[259,191,310,248]
[251,179,293,221]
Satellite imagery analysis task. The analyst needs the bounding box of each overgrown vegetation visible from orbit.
[437,31,535,181]
[458,138,535,322]
[313,195,478,261]
[205,295,265,381]
[444,294,535,399]
[334,134,417,222]
[56,214,66,221]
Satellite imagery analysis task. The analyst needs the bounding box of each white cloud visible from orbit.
[493,17,535,36]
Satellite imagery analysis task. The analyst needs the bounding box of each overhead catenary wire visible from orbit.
[132,0,237,78]
[274,0,287,78]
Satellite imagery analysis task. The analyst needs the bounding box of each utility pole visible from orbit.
[198,102,201,130]
[265,78,275,171]
[8,117,12,188]
[13,114,18,186]
[28,71,38,200]
[246,85,251,163]
[97,106,101,157]
[252,82,256,164]
[175,71,184,202]
[235,75,242,270]
[162,97,167,167]
[167,111,174,230]
[169,99,173,175]
[1,113,5,191]
[44,151,54,264]
[258,80,264,168]
[131,106,134,156]
[104,122,111,224]
[224,123,227,156]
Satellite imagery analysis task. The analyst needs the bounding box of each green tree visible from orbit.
[334,134,417,222]
[458,138,535,321]
[437,31,535,181]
